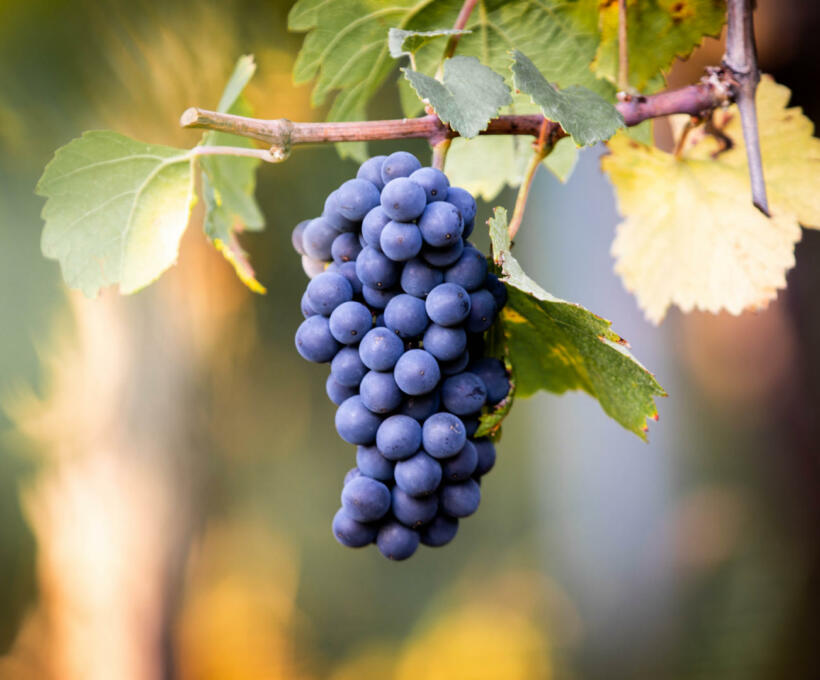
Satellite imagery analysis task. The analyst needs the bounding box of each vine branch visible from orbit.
[724,0,768,214]
[181,73,732,149]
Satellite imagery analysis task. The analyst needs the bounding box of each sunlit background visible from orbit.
[1,1,818,678]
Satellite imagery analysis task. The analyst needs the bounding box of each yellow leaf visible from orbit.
[682,75,820,228]
[602,75,818,323]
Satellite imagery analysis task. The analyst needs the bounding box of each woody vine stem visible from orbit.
[180,0,764,235]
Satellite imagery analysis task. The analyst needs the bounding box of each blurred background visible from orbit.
[0,0,818,678]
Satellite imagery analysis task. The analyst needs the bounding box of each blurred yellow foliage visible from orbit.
[175,520,307,680]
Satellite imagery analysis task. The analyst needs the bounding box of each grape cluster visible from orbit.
[292,151,509,560]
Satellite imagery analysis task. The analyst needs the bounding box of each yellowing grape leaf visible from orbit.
[594,0,726,91]
[200,55,266,294]
[681,76,820,229]
[487,207,664,440]
[603,76,819,323]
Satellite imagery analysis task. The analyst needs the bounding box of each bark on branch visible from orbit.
[180,72,734,151]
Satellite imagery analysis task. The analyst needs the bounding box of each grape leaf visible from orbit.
[289,0,614,158]
[511,50,624,147]
[488,207,664,440]
[403,57,511,138]
[593,0,726,91]
[288,0,463,159]
[602,75,817,323]
[543,136,579,182]
[681,76,820,230]
[200,55,266,293]
[388,28,469,59]
[37,131,194,297]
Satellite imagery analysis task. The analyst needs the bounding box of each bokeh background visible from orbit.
[1,1,819,678]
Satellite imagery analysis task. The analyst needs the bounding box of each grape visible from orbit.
[376,521,420,560]
[419,515,459,547]
[380,151,422,184]
[326,374,357,405]
[392,487,438,528]
[380,177,427,222]
[292,157,505,559]
[425,282,471,327]
[336,178,381,221]
[341,476,391,522]
[409,167,449,202]
[466,289,498,333]
[380,220,423,262]
[444,245,488,291]
[384,294,428,339]
[292,219,310,255]
[361,285,398,310]
[400,257,444,298]
[355,246,400,289]
[468,358,510,405]
[422,323,466,361]
[302,254,326,279]
[440,479,481,518]
[331,231,363,264]
[422,412,466,459]
[421,238,464,267]
[394,349,441,395]
[301,290,318,319]
[343,467,362,486]
[376,414,422,460]
[440,349,470,376]
[418,201,464,247]
[335,395,383,445]
[358,327,404,372]
[337,261,363,296]
[361,205,390,249]
[329,301,373,344]
[394,451,442,497]
[333,508,377,547]
[445,186,477,224]
[441,372,487,415]
[484,273,508,309]
[398,390,440,422]
[330,347,367,387]
[356,445,394,481]
[302,217,339,260]
[323,191,357,232]
[359,370,403,414]
[441,440,478,481]
[295,316,340,363]
[357,155,387,190]
[462,416,479,437]
[473,438,496,477]
[307,271,353,316]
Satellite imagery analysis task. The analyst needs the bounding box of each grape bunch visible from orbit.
[292,151,509,561]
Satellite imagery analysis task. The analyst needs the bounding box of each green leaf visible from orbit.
[593,0,726,91]
[403,57,511,138]
[289,0,615,157]
[445,135,530,201]
[199,55,266,293]
[288,0,464,159]
[542,136,579,182]
[488,207,664,439]
[388,28,469,59]
[37,131,194,297]
[511,50,624,146]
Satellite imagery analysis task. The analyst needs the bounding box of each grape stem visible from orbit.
[618,0,629,92]
[507,119,556,241]
[180,71,733,151]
